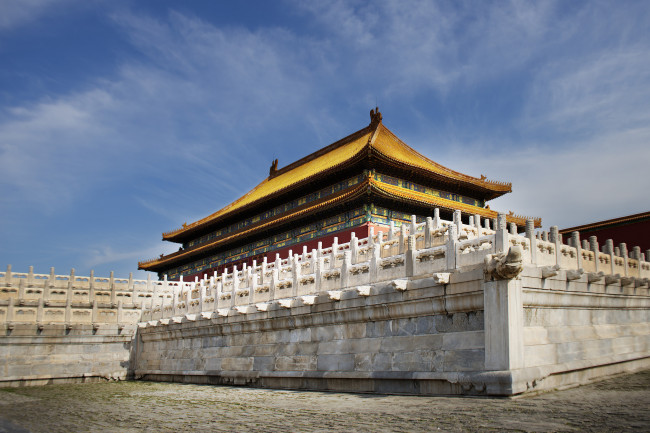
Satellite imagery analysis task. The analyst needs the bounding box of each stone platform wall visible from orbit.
[0,267,155,387]
[135,211,650,396]
[136,275,486,395]
[0,324,137,387]
[520,269,650,392]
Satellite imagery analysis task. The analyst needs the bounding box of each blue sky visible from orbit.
[1,0,649,279]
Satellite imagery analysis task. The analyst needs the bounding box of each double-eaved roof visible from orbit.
[162,110,514,242]
[139,110,540,273]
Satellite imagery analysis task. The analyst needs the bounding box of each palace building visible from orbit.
[138,109,540,281]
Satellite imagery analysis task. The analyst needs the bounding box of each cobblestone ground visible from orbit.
[1,371,649,432]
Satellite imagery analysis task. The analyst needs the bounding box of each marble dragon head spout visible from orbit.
[485,245,524,280]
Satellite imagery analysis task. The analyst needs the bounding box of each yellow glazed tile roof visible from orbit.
[163,116,513,240]
[372,125,513,192]
[142,178,370,269]
[162,129,372,240]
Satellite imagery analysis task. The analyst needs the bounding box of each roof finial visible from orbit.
[269,158,279,176]
[369,106,382,126]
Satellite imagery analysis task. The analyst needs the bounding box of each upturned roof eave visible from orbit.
[139,178,372,271]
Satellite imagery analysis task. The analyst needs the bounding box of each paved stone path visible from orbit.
[1,371,649,432]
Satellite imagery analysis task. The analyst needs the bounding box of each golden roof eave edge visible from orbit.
[372,124,512,193]
[369,178,541,228]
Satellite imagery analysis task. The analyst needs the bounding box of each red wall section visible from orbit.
[561,220,650,253]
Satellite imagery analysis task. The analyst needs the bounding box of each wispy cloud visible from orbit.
[0,0,71,30]
[2,1,649,277]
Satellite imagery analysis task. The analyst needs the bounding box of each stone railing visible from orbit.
[140,209,650,324]
[0,267,174,330]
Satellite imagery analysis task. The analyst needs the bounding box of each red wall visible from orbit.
[561,219,650,253]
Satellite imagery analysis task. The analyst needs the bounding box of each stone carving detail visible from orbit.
[484,245,524,280]
[566,269,584,281]
[432,273,450,285]
[391,279,408,292]
[587,272,604,283]
[541,265,560,279]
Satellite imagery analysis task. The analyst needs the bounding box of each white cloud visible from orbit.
[83,241,176,271]
[0,0,73,30]
[524,47,650,137]
[442,124,650,230]
[293,0,563,97]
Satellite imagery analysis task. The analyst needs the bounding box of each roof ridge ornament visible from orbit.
[269,158,279,177]
[369,106,382,126]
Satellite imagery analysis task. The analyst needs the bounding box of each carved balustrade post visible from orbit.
[526,219,536,265]
[446,225,458,270]
[495,213,509,254]
[331,237,338,266]
[571,231,583,269]
[5,264,12,287]
[453,210,462,236]
[88,269,96,303]
[604,239,616,275]
[231,266,238,308]
[370,242,380,282]
[425,217,433,248]
[292,254,299,297]
[589,236,600,272]
[399,224,407,254]
[27,265,34,288]
[214,278,223,312]
[261,257,268,285]
[109,271,117,306]
[406,235,416,277]
[18,278,25,302]
[172,289,178,317]
[550,226,561,267]
[351,232,359,265]
[199,280,206,313]
[620,243,629,276]
[315,256,323,292]
[270,268,278,301]
[310,249,317,276]
[341,251,351,289]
